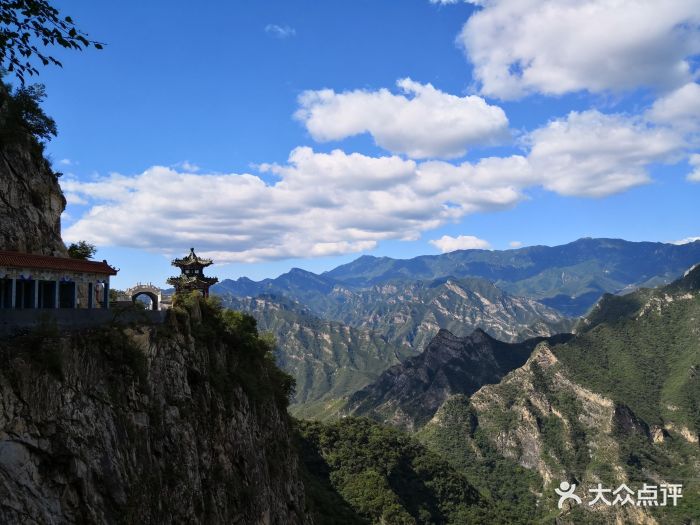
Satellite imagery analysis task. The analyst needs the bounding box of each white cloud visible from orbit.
[527,110,685,197]
[62,148,526,263]
[648,83,700,132]
[265,24,296,39]
[295,78,509,159]
[63,191,88,205]
[430,235,491,252]
[58,158,73,166]
[509,241,523,248]
[63,105,691,263]
[459,0,700,99]
[688,153,700,182]
[672,236,700,245]
[172,160,200,172]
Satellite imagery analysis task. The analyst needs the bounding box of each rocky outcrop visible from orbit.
[424,344,661,524]
[0,136,67,255]
[0,301,312,524]
[418,266,700,523]
[344,328,572,431]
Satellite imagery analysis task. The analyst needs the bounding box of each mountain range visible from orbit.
[412,262,700,522]
[296,264,700,523]
[218,238,700,317]
[214,238,700,417]
[218,277,571,416]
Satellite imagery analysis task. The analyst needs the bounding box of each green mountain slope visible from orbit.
[298,418,484,524]
[344,329,571,431]
[420,264,700,523]
[221,295,414,418]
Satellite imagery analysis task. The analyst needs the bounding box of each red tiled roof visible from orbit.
[0,251,118,275]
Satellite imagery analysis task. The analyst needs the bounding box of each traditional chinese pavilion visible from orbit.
[167,248,218,297]
[0,250,117,309]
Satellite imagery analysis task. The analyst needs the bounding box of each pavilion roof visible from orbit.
[166,275,219,286]
[0,250,118,275]
[171,247,214,268]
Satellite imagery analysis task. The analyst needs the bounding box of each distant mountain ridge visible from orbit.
[218,275,571,349]
[216,238,700,317]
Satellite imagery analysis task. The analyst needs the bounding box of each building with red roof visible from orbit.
[0,251,118,310]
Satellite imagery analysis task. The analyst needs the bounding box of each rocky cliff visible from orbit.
[345,328,571,431]
[0,136,67,255]
[0,86,316,524]
[0,298,312,524]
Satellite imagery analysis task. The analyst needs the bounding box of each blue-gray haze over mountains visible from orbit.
[216,238,700,317]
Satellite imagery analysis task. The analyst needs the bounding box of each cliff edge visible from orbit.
[0,297,312,524]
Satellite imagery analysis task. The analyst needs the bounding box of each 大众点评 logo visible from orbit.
[555,481,682,509]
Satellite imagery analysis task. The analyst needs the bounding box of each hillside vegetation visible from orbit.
[419,265,700,523]
[298,417,485,524]
[224,295,413,418]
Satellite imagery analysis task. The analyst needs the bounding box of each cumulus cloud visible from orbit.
[688,154,700,182]
[63,104,691,263]
[265,24,296,38]
[295,78,509,159]
[430,235,491,252]
[672,236,700,245]
[172,160,201,172]
[648,83,700,132]
[459,0,700,99]
[509,241,523,248]
[527,110,685,197]
[62,148,527,263]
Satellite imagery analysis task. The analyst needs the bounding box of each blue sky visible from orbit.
[23,0,700,288]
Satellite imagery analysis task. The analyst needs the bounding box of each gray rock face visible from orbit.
[0,309,312,524]
[345,328,572,431]
[0,137,67,255]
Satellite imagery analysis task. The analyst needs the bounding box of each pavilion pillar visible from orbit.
[103,281,110,309]
[88,283,93,309]
[73,282,78,308]
[10,279,16,309]
[32,280,38,308]
[54,280,60,309]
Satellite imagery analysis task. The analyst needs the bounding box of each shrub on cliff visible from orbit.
[0,78,56,147]
[171,292,296,410]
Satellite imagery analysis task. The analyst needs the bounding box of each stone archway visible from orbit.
[124,283,161,311]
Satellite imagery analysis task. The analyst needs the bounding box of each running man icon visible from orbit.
[555,481,582,509]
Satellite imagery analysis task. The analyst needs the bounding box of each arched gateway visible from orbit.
[124,283,162,311]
